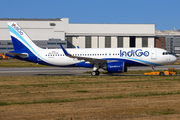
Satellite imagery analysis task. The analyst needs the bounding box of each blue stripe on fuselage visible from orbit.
[102,58,161,66]
[109,57,161,66]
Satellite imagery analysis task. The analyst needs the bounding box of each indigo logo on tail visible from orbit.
[11,23,23,35]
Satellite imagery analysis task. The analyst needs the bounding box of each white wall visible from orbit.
[67,24,155,36]
[111,37,117,48]
[72,37,78,47]
[72,36,85,48]
[0,18,68,40]
[123,37,129,48]
[78,37,85,48]
[136,37,142,48]
[72,36,154,48]
[99,37,105,48]
[148,37,155,48]
[0,29,11,40]
[92,37,98,48]
[0,18,156,48]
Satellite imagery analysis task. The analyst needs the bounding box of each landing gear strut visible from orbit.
[152,66,155,72]
[91,64,100,76]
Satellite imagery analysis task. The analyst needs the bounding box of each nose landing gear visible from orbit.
[152,66,155,72]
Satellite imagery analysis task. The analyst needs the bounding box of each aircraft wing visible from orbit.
[60,45,107,65]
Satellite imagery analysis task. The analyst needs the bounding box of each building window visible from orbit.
[0,42,6,45]
[7,42,13,45]
[49,23,56,26]
[85,36,91,48]
[105,36,111,48]
[0,48,6,49]
[66,36,73,48]
[47,43,56,45]
[117,36,123,47]
[7,48,14,50]
[130,36,135,47]
[57,43,66,45]
[142,37,148,47]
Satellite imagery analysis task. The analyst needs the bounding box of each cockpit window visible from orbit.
[162,52,171,55]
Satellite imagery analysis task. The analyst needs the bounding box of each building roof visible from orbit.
[155,30,180,36]
[0,18,62,21]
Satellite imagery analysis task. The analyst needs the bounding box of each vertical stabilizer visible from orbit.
[7,22,41,52]
[7,22,48,62]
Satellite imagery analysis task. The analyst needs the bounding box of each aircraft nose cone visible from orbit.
[172,56,178,63]
[175,56,178,62]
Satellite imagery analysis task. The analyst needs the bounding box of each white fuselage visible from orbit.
[37,47,177,67]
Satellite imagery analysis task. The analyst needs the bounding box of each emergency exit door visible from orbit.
[151,49,157,59]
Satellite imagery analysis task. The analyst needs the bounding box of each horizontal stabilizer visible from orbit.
[5,52,28,58]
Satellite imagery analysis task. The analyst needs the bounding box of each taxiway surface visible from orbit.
[0,65,179,76]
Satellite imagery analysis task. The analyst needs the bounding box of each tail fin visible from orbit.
[7,22,40,52]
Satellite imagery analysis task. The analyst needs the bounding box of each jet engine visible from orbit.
[103,61,127,73]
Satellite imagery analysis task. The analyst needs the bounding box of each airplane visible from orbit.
[6,22,177,76]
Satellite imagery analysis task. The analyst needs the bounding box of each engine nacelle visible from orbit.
[106,62,126,73]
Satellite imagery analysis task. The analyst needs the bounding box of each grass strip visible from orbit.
[0,77,180,89]
[0,60,48,67]
[1,90,180,106]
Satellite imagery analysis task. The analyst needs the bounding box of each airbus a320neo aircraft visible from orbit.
[6,22,177,76]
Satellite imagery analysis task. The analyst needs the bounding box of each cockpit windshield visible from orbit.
[162,52,172,55]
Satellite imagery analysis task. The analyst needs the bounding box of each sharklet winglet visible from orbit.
[60,44,71,56]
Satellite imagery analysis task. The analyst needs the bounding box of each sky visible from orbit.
[0,0,179,30]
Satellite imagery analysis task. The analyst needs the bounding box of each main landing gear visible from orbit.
[91,71,100,76]
[91,64,100,76]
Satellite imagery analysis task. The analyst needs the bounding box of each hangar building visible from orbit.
[0,18,155,53]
